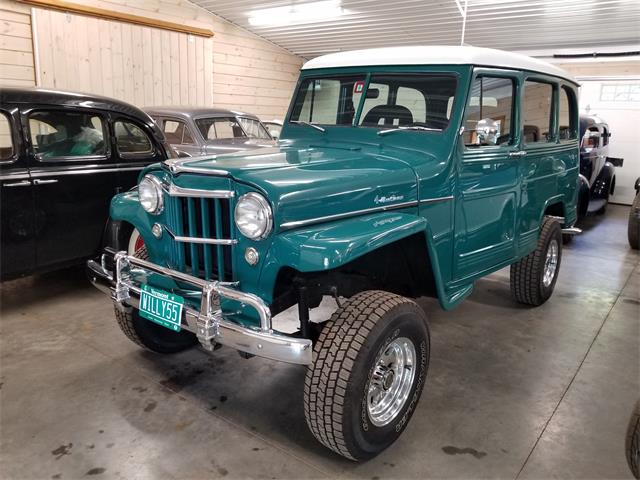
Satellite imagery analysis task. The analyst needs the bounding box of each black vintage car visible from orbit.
[0,87,173,280]
[576,114,623,217]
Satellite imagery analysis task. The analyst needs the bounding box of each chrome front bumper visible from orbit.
[87,251,312,365]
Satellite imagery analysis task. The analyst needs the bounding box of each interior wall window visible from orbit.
[115,120,153,154]
[29,111,106,159]
[464,76,515,147]
[0,113,14,161]
[559,86,577,140]
[522,80,553,144]
[162,119,194,145]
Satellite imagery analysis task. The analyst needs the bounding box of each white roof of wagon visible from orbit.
[302,46,576,84]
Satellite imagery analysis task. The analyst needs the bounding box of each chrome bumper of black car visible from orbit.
[87,251,312,365]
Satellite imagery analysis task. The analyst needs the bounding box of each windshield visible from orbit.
[238,117,272,139]
[195,117,246,140]
[289,74,457,130]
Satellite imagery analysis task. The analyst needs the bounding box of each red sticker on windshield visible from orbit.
[354,81,364,94]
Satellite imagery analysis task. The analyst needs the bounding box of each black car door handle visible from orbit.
[3,180,32,187]
[33,179,58,185]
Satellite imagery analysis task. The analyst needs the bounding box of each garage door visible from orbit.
[578,78,640,205]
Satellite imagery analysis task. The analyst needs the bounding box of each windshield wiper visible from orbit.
[290,120,326,133]
[377,125,442,136]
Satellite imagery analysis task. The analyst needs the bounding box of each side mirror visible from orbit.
[607,157,624,167]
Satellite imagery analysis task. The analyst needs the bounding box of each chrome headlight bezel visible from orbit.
[139,174,164,215]
[234,192,273,240]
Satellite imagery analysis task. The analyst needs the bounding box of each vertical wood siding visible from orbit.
[34,7,214,107]
[0,0,35,86]
[0,0,303,119]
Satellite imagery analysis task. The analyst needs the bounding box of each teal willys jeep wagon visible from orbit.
[88,46,581,460]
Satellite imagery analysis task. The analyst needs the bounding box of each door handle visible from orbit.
[33,179,58,185]
[509,151,527,158]
[3,180,32,187]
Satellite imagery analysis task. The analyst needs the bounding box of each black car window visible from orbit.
[163,119,195,145]
[195,117,247,140]
[29,111,106,159]
[115,120,153,155]
[0,112,14,161]
[464,76,515,147]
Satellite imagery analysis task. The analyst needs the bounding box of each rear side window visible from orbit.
[559,86,578,140]
[522,81,553,144]
[464,76,515,147]
[115,120,153,155]
[162,119,195,145]
[0,112,14,161]
[29,111,106,159]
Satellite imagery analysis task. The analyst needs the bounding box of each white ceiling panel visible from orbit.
[191,0,640,58]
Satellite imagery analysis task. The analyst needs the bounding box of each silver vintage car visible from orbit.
[144,107,275,157]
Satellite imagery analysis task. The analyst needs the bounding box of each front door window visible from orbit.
[29,111,106,159]
[464,76,515,146]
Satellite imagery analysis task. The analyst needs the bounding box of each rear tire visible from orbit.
[510,217,562,306]
[628,194,640,250]
[304,290,430,461]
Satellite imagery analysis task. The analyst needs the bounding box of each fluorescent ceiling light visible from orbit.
[248,1,346,27]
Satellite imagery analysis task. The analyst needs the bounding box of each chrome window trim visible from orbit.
[29,165,145,178]
[166,183,235,199]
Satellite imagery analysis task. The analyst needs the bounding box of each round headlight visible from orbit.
[234,192,273,240]
[139,175,164,214]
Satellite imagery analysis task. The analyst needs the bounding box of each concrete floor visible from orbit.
[1,204,638,480]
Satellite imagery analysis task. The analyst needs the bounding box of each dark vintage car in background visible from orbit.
[576,114,623,217]
[144,107,275,157]
[629,178,640,250]
[0,87,172,280]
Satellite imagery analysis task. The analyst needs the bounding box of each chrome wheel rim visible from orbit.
[367,337,416,427]
[543,239,559,287]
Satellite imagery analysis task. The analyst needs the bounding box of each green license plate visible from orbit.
[139,284,184,332]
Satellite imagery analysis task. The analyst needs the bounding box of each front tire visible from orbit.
[114,232,196,354]
[511,217,562,306]
[304,291,430,461]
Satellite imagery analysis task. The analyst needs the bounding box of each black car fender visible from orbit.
[101,218,135,252]
[591,161,616,199]
[577,174,590,218]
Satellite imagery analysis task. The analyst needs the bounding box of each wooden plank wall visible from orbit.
[0,0,304,119]
[33,7,214,107]
[0,0,35,86]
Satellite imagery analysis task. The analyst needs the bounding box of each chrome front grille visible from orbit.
[165,188,236,281]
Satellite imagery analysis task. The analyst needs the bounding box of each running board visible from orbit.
[561,227,582,235]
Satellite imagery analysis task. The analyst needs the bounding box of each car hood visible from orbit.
[165,144,434,228]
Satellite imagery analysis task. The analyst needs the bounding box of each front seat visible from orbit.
[362,105,413,127]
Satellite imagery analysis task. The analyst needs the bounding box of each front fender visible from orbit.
[257,211,449,307]
[269,212,427,272]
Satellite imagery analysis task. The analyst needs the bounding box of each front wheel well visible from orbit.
[101,218,136,251]
[543,202,565,219]
[269,233,438,317]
